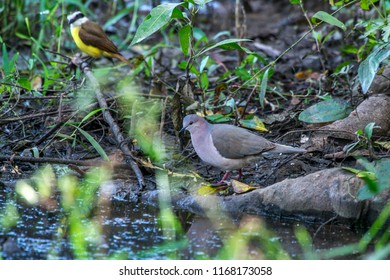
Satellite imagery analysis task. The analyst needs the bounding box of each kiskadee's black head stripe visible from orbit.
[68,12,85,24]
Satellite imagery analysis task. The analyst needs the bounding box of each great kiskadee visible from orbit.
[67,11,131,66]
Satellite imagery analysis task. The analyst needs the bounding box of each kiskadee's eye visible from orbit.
[76,12,84,20]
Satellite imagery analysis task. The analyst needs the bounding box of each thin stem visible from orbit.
[299,0,326,71]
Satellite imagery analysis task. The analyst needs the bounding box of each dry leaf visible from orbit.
[31,76,42,90]
[231,179,257,194]
[376,141,390,150]
[294,70,313,80]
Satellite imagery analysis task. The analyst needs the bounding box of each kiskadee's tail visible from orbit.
[113,53,132,67]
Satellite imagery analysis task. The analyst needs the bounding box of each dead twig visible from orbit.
[0,154,121,167]
[73,55,145,189]
[0,109,75,124]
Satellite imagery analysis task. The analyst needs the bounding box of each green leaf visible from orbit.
[334,60,353,74]
[79,108,106,125]
[259,67,271,108]
[130,3,183,46]
[364,122,377,140]
[289,0,300,4]
[355,129,364,136]
[2,43,19,76]
[17,77,32,90]
[360,0,371,10]
[358,44,390,94]
[15,180,39,205]
[193,27,208,44]
[205,114,232,123]
[197,38,251,57]
[199,55,209,73]
[200,72,209,90]
[178,61,199,76]
[234,68,252,81]
[341,45,359,55]
[2,43,9,68]
[0,202,19,230]
[344,158,390,200]
[299,99,352,123]
[359,158,390,199]
[74,126,109,160]
[357,157,376,173]
[178,24,191,56]
[312,11,346,31]
[344,167,378,191]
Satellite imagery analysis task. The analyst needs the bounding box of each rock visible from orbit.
[368,66,390,95]
[141,168,389,225]
[306,94,390,151]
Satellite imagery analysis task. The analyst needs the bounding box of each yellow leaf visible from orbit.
[294,70,312,80]
[197,184,221,195]
[376,141,390,150]
[239,115,268,132]
[31,76,42,90]
[231,180,257,194]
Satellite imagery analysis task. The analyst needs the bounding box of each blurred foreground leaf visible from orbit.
[197,184,221,195]
[0,202,19,230]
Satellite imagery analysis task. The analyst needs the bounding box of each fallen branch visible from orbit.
[0,154,110,167]
[73,55,145,189]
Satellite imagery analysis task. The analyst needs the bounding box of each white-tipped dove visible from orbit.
[181,114,306,183]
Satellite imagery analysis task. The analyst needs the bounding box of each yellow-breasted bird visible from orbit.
[67,11,132,66]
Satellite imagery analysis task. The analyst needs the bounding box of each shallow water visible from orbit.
[0,182,367,260]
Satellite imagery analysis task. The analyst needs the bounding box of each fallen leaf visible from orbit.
[239,115,268,132]
[231,179,257,194]
[197,184,224,195]
[31,76,42,90]
[376,141,390,150]
[299,99,352,124]
[294,69,313,80]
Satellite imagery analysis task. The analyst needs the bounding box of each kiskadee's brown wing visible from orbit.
[79,21,120,55]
